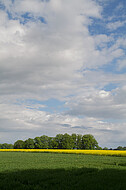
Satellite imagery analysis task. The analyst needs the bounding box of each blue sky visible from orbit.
[0,0,126,148]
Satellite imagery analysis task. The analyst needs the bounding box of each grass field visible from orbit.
[0,152,126,190]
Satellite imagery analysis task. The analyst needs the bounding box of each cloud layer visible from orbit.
[0,0,126,148]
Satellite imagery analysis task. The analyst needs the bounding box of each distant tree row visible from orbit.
[13,134,99,150]
[0,143,13,149]
[0,134,125,150]
[115,146,126,150]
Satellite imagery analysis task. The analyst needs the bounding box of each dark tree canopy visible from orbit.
[24,138,35,149]
[14,140,25,149]
[76,134,82,149]
[4,133,125,150]
[81,134,98,150]
[13,133,99,150]
[61,133,74,149]
[0,143,13,149]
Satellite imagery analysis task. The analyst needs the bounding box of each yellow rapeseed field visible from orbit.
[0,149,126,156]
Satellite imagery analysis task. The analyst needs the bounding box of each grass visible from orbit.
[0,152,126,189]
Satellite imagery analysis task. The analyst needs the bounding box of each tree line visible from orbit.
[14,134,99,149]
[0,134,99,150]
[0,143,13,149]
[0,133,126,150]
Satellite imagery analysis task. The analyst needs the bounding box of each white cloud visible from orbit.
[0,0,103,101]
[107,20,126,31]
[117,58,126,70]
[0,101,126,148]
[99,90,110,98]
[94,34,113,48]
[66,86,126,120]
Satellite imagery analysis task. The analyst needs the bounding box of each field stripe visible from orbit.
[0,149,126,156]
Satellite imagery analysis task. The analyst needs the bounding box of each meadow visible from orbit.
[0,151,126,190]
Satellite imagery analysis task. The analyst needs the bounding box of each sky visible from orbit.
[0,0,126,148]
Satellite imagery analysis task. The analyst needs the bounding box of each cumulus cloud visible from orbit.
[0,0,103,101]
[0,0,124,100]
[66,87,126,120]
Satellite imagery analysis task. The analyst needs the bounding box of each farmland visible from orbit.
[0,151,126,189]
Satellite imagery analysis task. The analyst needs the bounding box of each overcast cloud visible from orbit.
[0,0,126,148]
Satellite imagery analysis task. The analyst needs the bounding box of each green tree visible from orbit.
[14,140,25,149]
[48,137,53,149]
[103,147,108,150]
[96,146,102,150]
[116,146,123,150]
[34,137,43,149]
[34,136,50,149]
[76,134,82,149]
[1,143,8,149]
[71,133,77,149]
[81,134,98,150]
[61,133,74,149]
[6,144,14,149]
[0,143,14,149]
[50,137,59,149]
[55,134,63,149]
[24,138,35,149]
[40,135,49,149]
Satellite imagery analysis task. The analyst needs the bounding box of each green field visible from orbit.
[0,152,126,190]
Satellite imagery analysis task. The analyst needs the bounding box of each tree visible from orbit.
[34,137,43,149]
[103,147,108,150]
[6,144,13,149]
[81,134,98,150]
[14,140,25,149]
[71,133,77,149]
[48,137,54,149]
[40,135,49,149]
[76,134,82,149]
[24,138,35,149]
[1,143,8,149]
[50,137,59,149]
[0,143,14,149]
[55,134,63,149]
[96,146,102,150]
[61,133,74,149]
[116,146,123,150]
